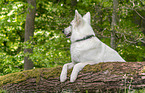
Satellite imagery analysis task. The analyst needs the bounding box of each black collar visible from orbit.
[74,35,95,43]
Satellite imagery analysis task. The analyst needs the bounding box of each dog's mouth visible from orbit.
[66,32,71,38]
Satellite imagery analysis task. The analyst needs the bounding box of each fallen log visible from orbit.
[0,62,145,93]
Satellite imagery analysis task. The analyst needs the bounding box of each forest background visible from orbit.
[0,0,145,76]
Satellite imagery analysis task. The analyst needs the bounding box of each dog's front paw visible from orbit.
[60,72,67,82]
[70,77,76,82]
[70,73,77,82]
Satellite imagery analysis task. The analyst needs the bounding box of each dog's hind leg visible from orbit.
[60,63,74,82]
[70,62,95,82]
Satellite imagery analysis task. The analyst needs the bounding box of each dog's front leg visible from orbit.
[70,63,95,82]
[60,63,74,82]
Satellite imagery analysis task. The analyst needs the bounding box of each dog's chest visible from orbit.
[70,44,81,62]
[70,40,95,62]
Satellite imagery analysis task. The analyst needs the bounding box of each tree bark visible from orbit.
[71,0,77,12]
[71,0,77,7]
[111,0,118,49]
[1,62,145,93]
[141,12,145,61]
[24,0,36,70]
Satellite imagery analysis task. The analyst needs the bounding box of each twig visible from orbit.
[134,9,145,20]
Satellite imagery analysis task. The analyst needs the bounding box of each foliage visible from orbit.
[128,89,145,93]
[0,0,145,75]
[0,89,7,93]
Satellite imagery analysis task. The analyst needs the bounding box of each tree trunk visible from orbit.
[24,0,36,70]
[1,62,145,93]
[111,0,118,49]
[71,0,77,12]
[141,13,145,61]
[71,0,77,7]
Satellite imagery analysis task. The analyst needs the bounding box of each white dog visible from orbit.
[60,10,125,82]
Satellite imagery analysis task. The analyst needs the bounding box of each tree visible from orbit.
[111,0,118,49]
[1,62,145,92]
[24,0,36,70]
[71,0,77,7]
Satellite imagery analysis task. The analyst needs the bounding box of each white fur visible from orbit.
[60,10,125,82]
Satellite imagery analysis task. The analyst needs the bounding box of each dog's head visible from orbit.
[63,10,91,38]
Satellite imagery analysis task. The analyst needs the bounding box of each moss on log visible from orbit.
[0,62,145,92]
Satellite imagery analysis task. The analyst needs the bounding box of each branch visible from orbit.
[134,9,145,20]
[139,38,145,43]
[0,62,145,92]
[116,31,145,44]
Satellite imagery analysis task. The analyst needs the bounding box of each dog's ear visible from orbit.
[74,10,83,26]
[83,12,91,25]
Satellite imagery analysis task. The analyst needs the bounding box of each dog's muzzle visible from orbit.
[66,32,71,38]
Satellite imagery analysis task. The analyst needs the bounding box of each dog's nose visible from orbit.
[62,30,64,33]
